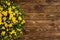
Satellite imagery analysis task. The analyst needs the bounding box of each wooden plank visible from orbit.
[24,13,60,20]
[20,4,60,13]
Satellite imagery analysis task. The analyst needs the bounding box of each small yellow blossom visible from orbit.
[12,20,18,24]
[2,26,5,29]
[8,7,12,12]
[9,14,13,19]
[12,17,16,20]
[13,13,15,15]
[15,10,18,14]
[19,12,22,15]
[12,6,15,9]
[0,21,2,24]
[0,7,3,11]
[0,18,2,20]
[0,13,2,18]
[0,18,2,24]
[4,22,8,27]
[12,17,18,24]
[6,29,8,31]
[8,7,13,13]
[17,28,21,31]
[6,2,10,6]
[1,31,5,36]
[8,11,13,14]
[6,1,7,3]
[18,16,22,20]
[21,20,25,24]
[20,31,23,35]
[2,11,7,16]
[8,23,12,27]
[10,30,16,35]
[3,17,6,21]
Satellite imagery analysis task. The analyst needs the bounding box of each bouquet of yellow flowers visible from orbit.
[0,0,25,40]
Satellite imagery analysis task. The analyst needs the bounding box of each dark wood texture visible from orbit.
[14,0,60,40]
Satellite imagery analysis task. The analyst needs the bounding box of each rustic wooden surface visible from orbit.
[14,0,60,40]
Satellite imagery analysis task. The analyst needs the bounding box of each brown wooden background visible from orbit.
[13,0,60,40]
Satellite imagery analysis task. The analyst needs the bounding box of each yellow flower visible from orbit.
[12,20,18,24]
[8,7,12,13]
[0,21,2,24]
[9,14,13,19]
[21,20,25,24]
[0,18,2,24]
[13,13,15,15]
[8,23,12,27]
[18,16,22,20]
[0,7,3,11]
[17,28,21,31]
[2,26,5,29]
[3,17,6,21]
[6,2,10,6]
[0,18,2,20]
[1,31,5,36]
[0,13,2,18]
[12,17,18,24]
[8,11,13,14]
[2,11,7,16]
[6,29,8,31]
[12,17,16,20]
[12,6,15,9]
[8,6,12,13]
[4,22,8,27]
[15,10,18,13]
[19,12,22,15]
[10,30,16,35]
[20,31,23,35]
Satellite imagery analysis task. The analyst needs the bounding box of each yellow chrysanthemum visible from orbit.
[8,11,13,14]
[21,20,25,24]
[12,6,15,9]
[4,22,8,27]
[13,13,15,15]
[17,28,21,31]
[10,30,16,35]
[11,17,18,24]
[0,18,2,20]
[2,11,7,16]
[0,21,2,24]
[0,13,2,18]
[15,10,18,14]
[6,29,8,31]
[18,16,22,20]
[8,6,12,12]
[1,31,5,36]
[19,12,22,15]
[6,1,10,6]
[2,26,5,29]
[8,23,12,27]
[20,31,23,34]
[0,18,2,24]
[9,14,13,19]
[3,17,6,21]
[12,17,16,20]
[12,20,18,24]
[0,7,3,11]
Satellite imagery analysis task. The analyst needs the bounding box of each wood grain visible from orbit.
[13,0,60,40]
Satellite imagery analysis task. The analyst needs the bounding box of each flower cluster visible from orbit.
[0,0,25,40]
